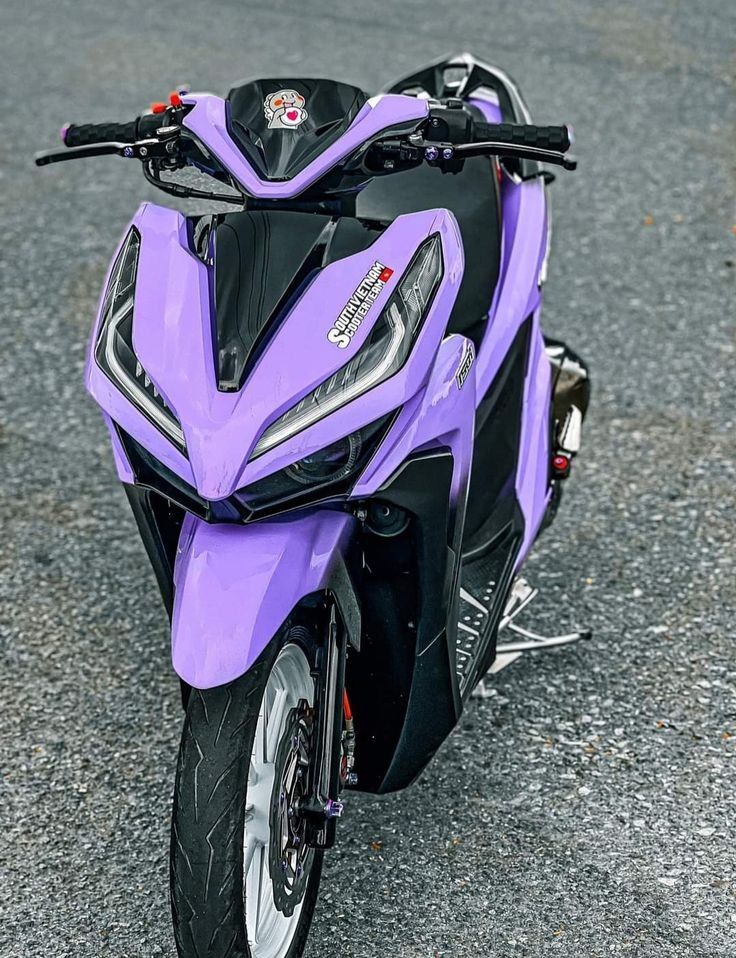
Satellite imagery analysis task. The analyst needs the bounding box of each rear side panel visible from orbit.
[516,313,552,559]
[468,93,552,566]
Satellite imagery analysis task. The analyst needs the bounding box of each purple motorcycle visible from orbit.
[37,52,590,958]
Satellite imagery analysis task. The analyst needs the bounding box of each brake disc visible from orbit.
[269,701,315,916]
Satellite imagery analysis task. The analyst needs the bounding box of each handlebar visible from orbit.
[62,120,138,148]
[35,100,576,195]
[472,121,572,153]
[60,112,168,148]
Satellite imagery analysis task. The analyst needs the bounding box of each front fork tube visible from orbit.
[303,603,347,849]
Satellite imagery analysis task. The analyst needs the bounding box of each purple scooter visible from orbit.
[36,52,590,958]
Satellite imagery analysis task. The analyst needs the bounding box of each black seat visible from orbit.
[356,155,501,346]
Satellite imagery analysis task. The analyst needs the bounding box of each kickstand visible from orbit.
[495,623,592,655]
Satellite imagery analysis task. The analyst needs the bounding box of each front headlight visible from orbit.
[250,233,443,459]
[95,228,185,450]
[238,414,394,513]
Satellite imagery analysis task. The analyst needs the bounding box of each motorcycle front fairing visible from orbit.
[86,200,472,700]
[85,74,558,794]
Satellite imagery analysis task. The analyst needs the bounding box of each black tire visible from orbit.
[170,640,324,958]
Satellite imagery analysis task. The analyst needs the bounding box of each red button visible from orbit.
[151,102,167,114]
[169,92,182,108]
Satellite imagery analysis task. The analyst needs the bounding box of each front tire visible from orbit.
[171,640,323,958]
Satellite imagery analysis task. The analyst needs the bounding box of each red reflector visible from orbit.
[169,92,182,107]
[552,454,570,474]
[379,267,394,282]
[151,102,167,114]
[343,690,353,721]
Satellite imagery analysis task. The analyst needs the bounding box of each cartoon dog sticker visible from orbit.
[263,90,309,130]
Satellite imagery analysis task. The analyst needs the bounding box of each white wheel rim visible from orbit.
[244,644,314,957]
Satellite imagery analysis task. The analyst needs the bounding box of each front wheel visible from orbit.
[171,640,324,958]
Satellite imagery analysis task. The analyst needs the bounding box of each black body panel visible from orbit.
[116,411,394,526]
[213,211,385,392]
[462,317,532,556]
[123,485,184,619]
[348,450,463,794]
[213,211,332,390]
[227,77,367,181]
[357,156,501,346]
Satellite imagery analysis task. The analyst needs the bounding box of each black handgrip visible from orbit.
[472,122,572,153]
[62,120,139,147]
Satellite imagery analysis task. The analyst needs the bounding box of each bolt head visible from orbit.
[139,146,148,157]
[425,146,439,161]
[123,146,134,158]
[442,147,454,160]
[325,799,344,819]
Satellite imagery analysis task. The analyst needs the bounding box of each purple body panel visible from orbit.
[87,203,463,501]
[172,510,355,688]
[85,206,197,487]
[467,94,503,125]
[352,334,476,507]
[182,93,428,199]
[515,316,552,558]
[470,95,552,564]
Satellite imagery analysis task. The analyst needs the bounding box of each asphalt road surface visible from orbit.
[1,1,734,956]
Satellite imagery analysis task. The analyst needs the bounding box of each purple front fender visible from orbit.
[171,510,357,689]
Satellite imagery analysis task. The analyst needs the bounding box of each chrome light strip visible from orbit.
[252,304,406,458]
[103,303,185,448]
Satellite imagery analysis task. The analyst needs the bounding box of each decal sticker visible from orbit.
[327,261,394,349]
[455,340,475,389]
[263,89,308,129]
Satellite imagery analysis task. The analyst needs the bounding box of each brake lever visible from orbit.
[409,135,577,171]
[35,142,129,166]
[457,140,577,170]
[35,127,181,168]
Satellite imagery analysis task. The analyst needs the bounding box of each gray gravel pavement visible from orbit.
[1,1,735,956]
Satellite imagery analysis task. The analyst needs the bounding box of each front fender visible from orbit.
[172,510,358,689]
